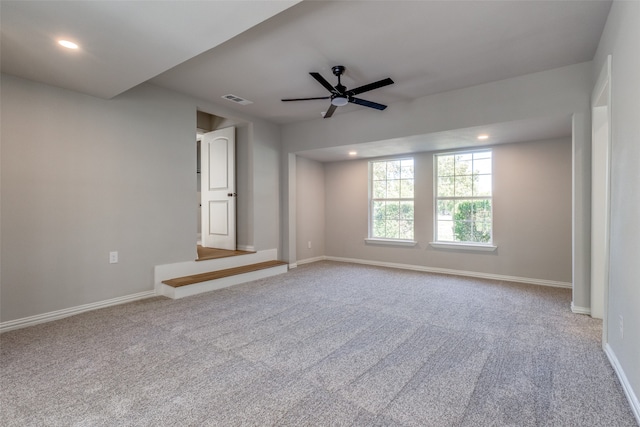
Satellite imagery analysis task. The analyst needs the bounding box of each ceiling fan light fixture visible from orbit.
[58,39,79,49]
[331,96,349,107]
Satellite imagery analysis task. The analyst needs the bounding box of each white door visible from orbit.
[200,127,236,250]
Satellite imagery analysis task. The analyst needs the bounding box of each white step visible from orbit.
[161,260,288,299]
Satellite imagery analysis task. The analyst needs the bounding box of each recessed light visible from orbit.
[477,134,489,140]
[58,40,79,49]
[348,151,357,156]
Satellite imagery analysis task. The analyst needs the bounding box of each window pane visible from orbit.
[387,179,400,198]
[401,159,414,179]
[453,220,474,242]
[400,202,414,220]
[473,200,491,221]
[438,176,454,197]
[400,179,414,198]
[437,200,454,219]
[473,157,492,175]
[387,161,401,179]
[437,219,454,241]
[455,154,472,175]
[385,201,400,220]
[476,221,492,236]
[373,201,385,221]
[385,220,399,238]
[474,174,492,196]
[373,180,386,198]
[472,223,491,242]
[399,220,413,239]
[454,175,473,197]
[438,155,454,177]
[372,162,386,181]
[373,218,386,238]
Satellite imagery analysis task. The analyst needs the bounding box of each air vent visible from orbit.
[222,94,253,105]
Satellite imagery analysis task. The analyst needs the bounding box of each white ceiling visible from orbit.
[1,0,611,160]
[0,1,300,98]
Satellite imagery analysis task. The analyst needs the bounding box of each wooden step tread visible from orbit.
[162,260,288,288]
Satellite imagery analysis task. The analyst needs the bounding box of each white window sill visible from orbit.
[429,242,497,252]
[365,238,417,247]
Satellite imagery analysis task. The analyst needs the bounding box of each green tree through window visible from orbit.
[370,158,414,240]
[435,150,492,244]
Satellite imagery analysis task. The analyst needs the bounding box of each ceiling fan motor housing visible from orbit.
[281,64,393,118]
[332,65,346,76]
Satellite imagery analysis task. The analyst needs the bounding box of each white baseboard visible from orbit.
[604,343,640,425]
[0,290,156,333]
[571,302,592,315]
[322,256,572,288]
[236,244,256,252]
[296,256,327,266]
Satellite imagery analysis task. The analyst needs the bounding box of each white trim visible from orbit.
[297,256,327,265]
[365,238,417,247]
[604,343,640,425]
[571,302,592,315]
[288,263,298,269]
[429,241,497,252]
[591,54,612,334]
[0,291,156,333]
[324,256,571,288]
[236,244,255,252]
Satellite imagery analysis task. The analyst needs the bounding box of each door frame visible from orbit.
[591,55,611,343]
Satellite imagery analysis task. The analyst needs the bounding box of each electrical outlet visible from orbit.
[308,241,312,249]
[109,251,118,264]
[619,315,623,339]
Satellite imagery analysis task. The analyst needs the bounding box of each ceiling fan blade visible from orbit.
[348,78,394,96]
[350,97,387,110]
[310,72,336,93]
[323,104,338,118]
[281,96,330,102]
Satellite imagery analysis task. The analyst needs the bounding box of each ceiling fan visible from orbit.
[281,65,394,118]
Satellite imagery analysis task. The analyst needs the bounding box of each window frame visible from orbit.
[366,157,417,245]
[432,149,496,250]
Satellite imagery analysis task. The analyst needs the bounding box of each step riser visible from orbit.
[154,248,280,295]
[162,264,288,299]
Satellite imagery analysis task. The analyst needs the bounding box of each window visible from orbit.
[369,158,414,240]
[434,150,492,244]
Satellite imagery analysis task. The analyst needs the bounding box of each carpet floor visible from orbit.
[1,261,636,426]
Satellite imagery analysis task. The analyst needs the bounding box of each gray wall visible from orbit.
[320,138,572,282]
[251,120,282,252]
[0,75,281,322]
[296,156,325,261]
[593,0,640,409]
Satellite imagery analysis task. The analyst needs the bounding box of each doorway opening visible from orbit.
[196,111,240,259]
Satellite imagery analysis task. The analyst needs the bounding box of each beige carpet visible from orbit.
[1,261,636,426]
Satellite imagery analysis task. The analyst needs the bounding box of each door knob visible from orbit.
[227,193,237,197]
